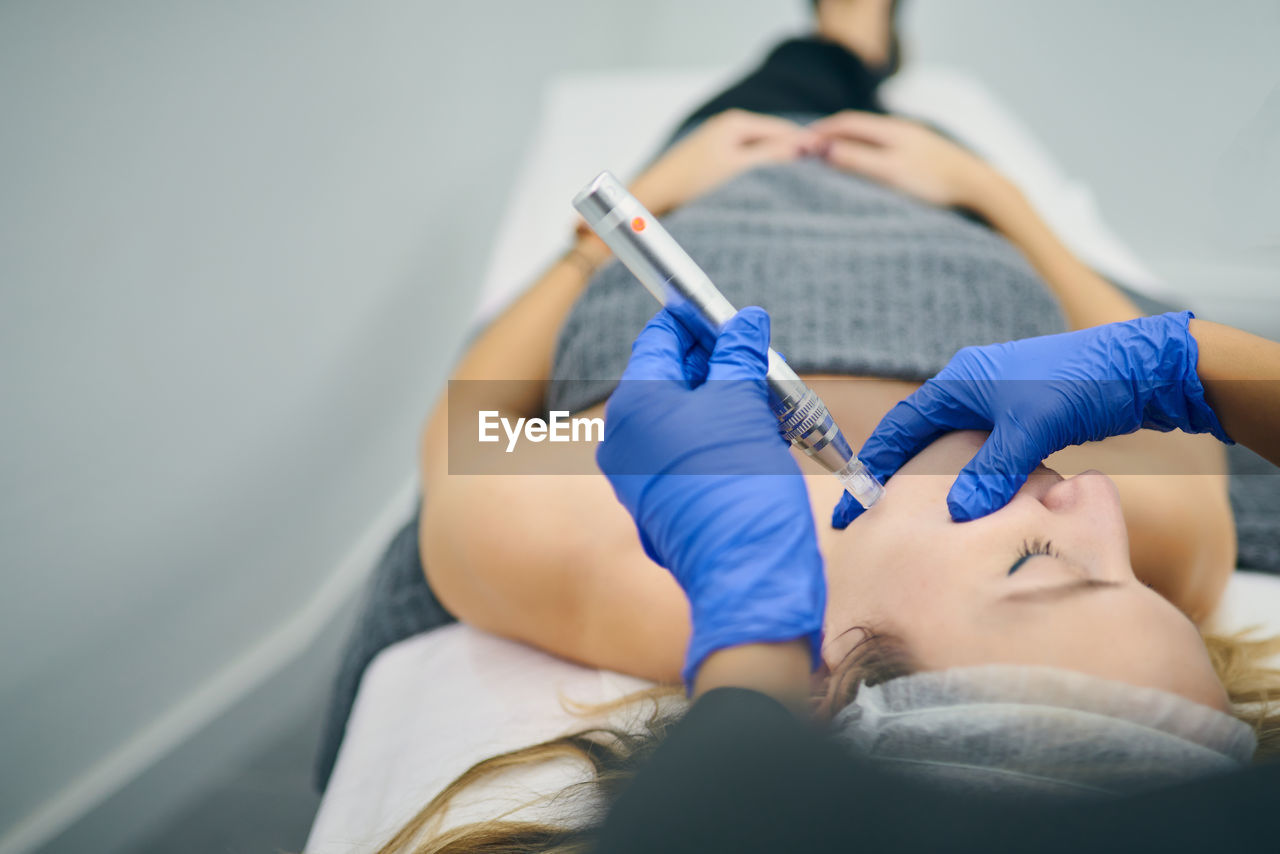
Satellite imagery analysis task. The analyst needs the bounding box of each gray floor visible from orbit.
[128,701,325,854]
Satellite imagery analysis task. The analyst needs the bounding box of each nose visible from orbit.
[1040,469,1115,514]
[1035,469,1132,581]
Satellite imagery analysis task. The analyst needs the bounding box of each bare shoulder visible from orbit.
[419,419,687,681]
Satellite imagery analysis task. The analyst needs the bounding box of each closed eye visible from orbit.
[1001,578,1122,603]
[1007,537,1061,575]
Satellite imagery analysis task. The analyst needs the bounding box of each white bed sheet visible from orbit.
[306,625,651,854]
[307,66,1276,852]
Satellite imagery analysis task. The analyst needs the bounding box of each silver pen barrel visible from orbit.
[573,171,883,509]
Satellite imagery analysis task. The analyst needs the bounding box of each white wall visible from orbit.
[903,0,1280,335]
[0,3,805,852]
[1,2,1275,852]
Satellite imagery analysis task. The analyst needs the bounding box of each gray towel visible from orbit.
[834,665,1256,798]
[550,159,1065,413]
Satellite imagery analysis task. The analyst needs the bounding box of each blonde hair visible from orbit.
[373,687,679,854]
[374,628,1280,854]
[373,632,911,854]
[1201,627,1280,757]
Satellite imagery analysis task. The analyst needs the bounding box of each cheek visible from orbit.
[820,470,992,640]
[824,515,946,619]
[870,558,960,631]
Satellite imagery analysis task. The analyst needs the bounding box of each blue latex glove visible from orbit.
[597,307,825,690]
[833,311,1233,527]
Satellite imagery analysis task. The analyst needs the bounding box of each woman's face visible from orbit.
[822,431,1229,712]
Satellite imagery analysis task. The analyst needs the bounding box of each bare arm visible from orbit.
[1191,318,1280,467]
[966,176,1142,330]
[443,235,610,405]
[693,641,812,708]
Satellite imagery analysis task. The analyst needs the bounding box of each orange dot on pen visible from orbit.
[631,217,646,232]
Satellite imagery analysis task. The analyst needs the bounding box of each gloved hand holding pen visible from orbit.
[597,307,825,692]
[833,310,1234,528]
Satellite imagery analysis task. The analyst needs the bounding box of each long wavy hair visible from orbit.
[373,627,1280,854]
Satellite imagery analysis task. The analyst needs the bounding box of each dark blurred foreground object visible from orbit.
[594,688,1278,854]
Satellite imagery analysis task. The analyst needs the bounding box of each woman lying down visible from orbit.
[399,5,1280,852]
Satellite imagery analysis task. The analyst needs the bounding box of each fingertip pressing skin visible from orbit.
[945,484,983,523]
[831,492,866,529]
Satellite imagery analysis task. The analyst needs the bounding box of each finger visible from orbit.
[809,111,901,146]
[620,309,700,384]
[824,139,896,182]
[720,109,805,141]
[706,307,771,383]
[856,389,958,484]
[831,491,867,530]
[742,132,813,167]
[946,421,1044,522]
[683,342,712,385]
[836,379,989,530]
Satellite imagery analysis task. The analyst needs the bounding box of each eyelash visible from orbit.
[1009,538,1062,574]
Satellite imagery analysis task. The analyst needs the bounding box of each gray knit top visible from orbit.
[548,159,1066,414]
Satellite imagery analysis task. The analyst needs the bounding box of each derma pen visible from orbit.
[572,170,884,509]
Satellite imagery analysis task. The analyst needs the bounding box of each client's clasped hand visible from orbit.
[833,310,1234,527]
[597,307,825,691]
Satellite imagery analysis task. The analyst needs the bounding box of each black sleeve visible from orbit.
[593,687,1279,854]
